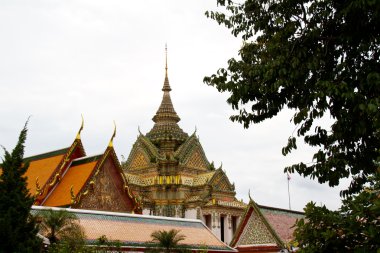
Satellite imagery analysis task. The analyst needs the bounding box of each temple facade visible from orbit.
[0,49,303,250]
[18,125,142,214]
[122,50,246,243]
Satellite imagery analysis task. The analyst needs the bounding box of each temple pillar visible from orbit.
[224,214,233,244]
[210,212,221,241]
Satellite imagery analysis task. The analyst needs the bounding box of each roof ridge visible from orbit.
[71,154,102,166]
[24,147,70,162]
[258,204,304,214]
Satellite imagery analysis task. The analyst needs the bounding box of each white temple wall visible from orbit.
[184,208,197,219]
[142,208,150,216]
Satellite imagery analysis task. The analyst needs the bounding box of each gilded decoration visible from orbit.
[185,150,208,170]
[129,150,150,169]
[209,170,234,192]
[77,158,133,212]
[193,172,215,186]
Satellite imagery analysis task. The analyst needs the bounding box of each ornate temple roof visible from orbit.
[23,148,69,196]
[230,198,284,251]
[32,206,236,252]
[146,47,188,145]
[43,155,100,206]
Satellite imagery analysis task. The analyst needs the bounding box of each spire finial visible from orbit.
[248,189,253,202]
[76,114,84,140]
[162,44,171,92]
[108,121,116,147]
[165,43,168,76]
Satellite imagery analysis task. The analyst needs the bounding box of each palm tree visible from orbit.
[38,209,84,245]
[150,229,187,253]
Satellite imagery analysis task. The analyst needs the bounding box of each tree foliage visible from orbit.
[0,123,41,253]
[38,209,83,245]
[149,229,188,253]
[37,209,92,253]
[294,172,380,252]
[204,0,380,196]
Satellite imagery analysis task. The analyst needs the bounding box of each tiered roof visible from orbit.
[8,120,141,213]
[32,206,236,252]
[146,47,188,145]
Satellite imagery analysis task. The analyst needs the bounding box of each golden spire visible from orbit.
[162,44,171,92]
[146,46,188,145]
[76,114,84,140]
[165,43,168,78]
[108,121,116,147]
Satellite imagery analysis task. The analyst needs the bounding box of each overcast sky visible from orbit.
[0,0,350,211]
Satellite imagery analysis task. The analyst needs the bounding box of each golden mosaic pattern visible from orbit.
[185,150,208,170]
[125,174,145,186]
[193,172,215,186]
[237,209,277,245]
[181,176,193,186]
[211,173,233,192]
[129,151,150,170]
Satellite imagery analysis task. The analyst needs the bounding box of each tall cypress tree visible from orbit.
[0,123,41,253]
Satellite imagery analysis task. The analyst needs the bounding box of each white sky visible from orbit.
[0,0,349,211]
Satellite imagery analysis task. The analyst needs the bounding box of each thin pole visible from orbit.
[287,173,291,210]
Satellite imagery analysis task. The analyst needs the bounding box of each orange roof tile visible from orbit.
[25,154,65,195]
[43,160,97,207]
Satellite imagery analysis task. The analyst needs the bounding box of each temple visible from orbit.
[21,121,141,213]
[1,48,303,252]
[123,47,246,244]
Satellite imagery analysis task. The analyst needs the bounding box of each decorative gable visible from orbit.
[175,134,210,170]
[124,135,161,171]
[230,199,284,250]
[236,208,277,245]
[76,156,136,212]
[209,169,234,192]
[128,149,151,170]
[185,149,209,170]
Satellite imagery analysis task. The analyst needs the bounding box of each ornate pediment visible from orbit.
[124,135,161,171]
[236,207,278,245]
[175,134,210,170]
[208,169,235,192]
[128,149,151,170]
[230,199,284,249]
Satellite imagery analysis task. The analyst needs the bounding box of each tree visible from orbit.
[38,209,84,245]
[204,0,380,196]
[0,123,41,252]
[293,172,380,252]
[149,229,187,253]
